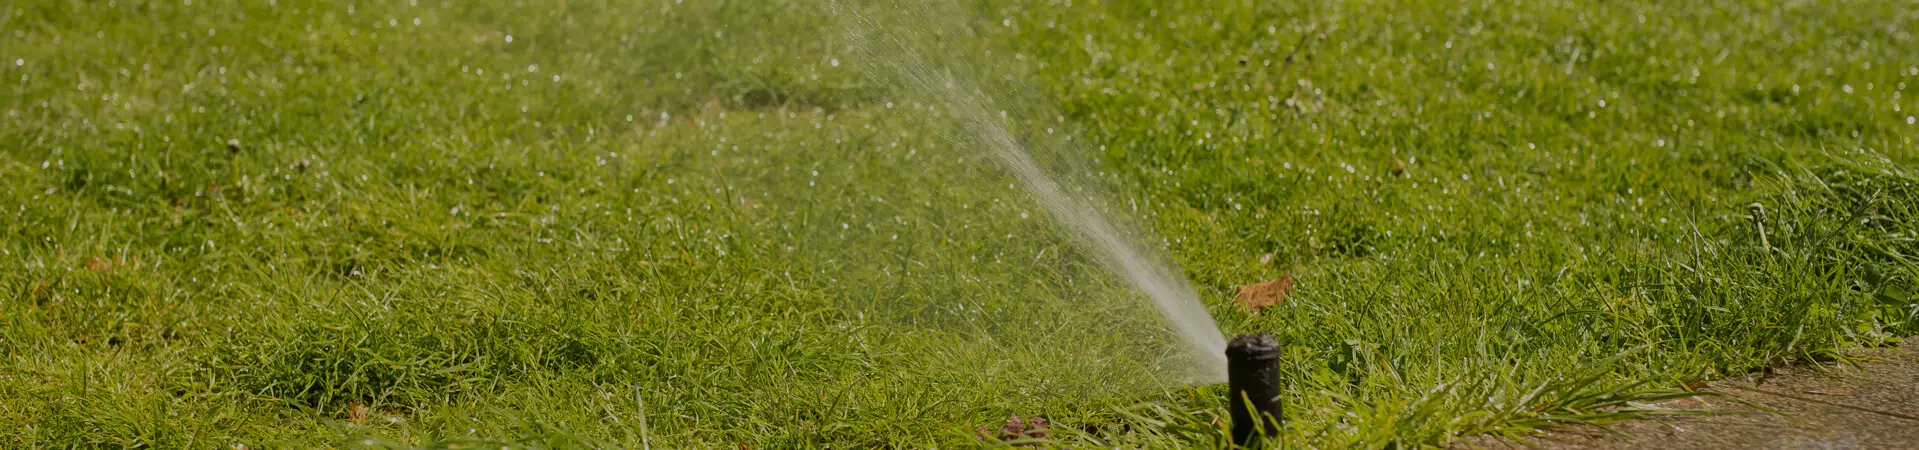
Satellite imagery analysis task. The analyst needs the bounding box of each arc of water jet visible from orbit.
[832,1,1228,382]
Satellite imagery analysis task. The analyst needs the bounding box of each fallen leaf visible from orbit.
[978,413,1050,444]
[1235,274,1295,311]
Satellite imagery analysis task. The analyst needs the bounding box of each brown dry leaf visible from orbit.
[86,258,114,273]
[1235,274,1295,311]
[977,413,1051,444]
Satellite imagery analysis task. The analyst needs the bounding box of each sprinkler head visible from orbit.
[1227,333,1282,448]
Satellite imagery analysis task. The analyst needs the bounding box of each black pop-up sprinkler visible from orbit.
[1226,333,1282,447]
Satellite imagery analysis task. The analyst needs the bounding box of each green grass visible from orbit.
[4,0,1918,447]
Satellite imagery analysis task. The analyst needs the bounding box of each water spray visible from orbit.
[833,0,1230,382]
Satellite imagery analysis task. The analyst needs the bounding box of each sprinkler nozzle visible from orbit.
[1227,333,1282,447]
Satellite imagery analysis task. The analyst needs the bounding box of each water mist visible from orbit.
[834,1,1229,382]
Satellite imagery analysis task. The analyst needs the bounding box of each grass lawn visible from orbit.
[4,0,1917,447]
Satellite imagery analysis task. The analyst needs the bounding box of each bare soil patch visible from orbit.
[1461,340,1919,449]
